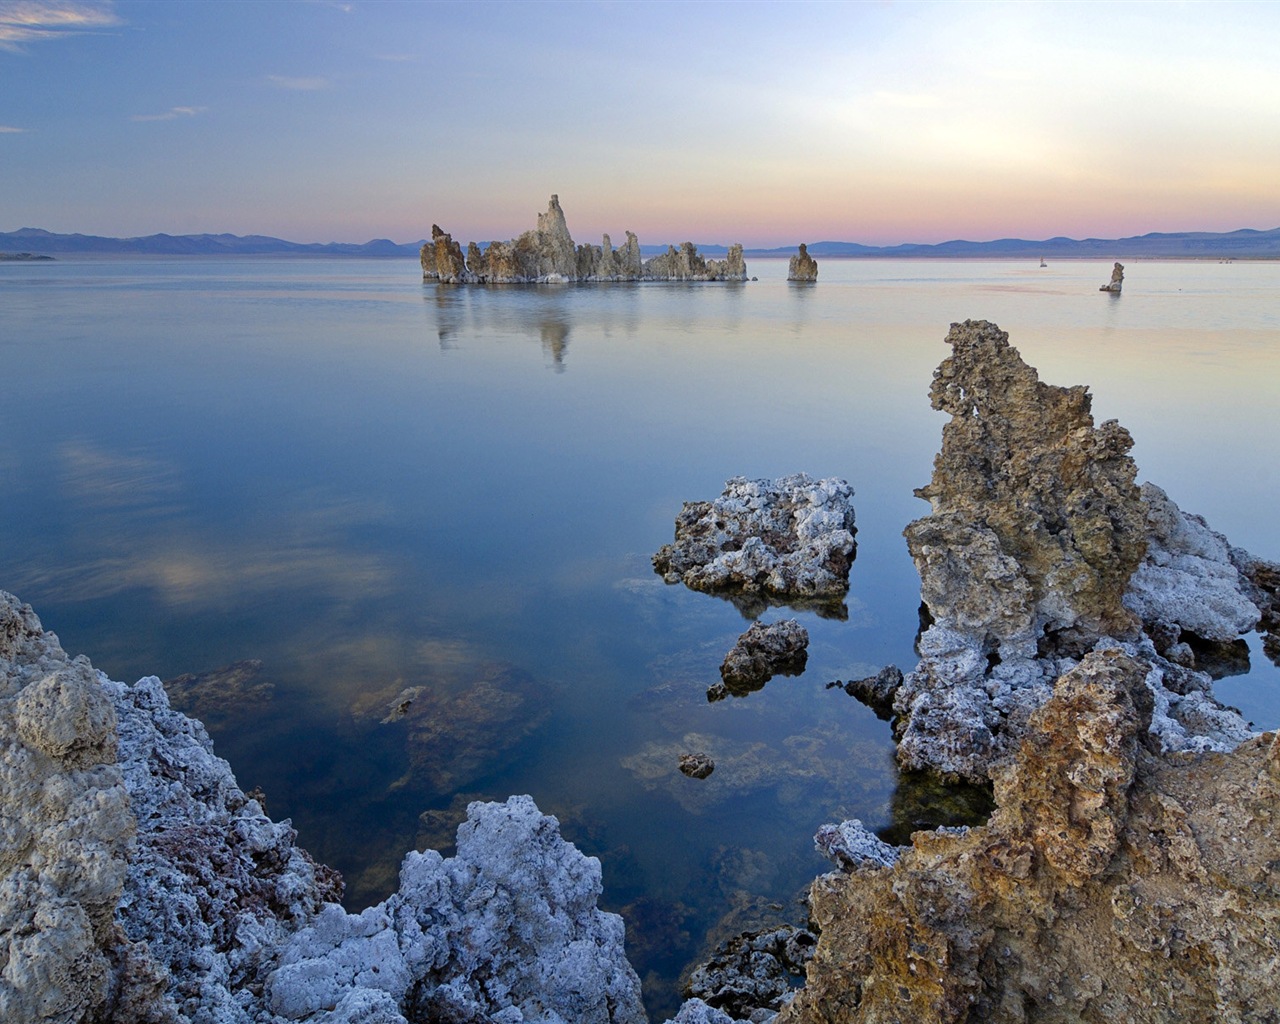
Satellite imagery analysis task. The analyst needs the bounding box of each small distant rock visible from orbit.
[1100,261,1124,292]
[786,243,818,282]
[678,752,716,779]
[720,619,809,695]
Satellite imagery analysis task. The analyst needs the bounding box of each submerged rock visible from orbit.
[653,473,857,619]
[422,195,747,284]
[1100,260,1124,292]
[0,590,645,1024]
[786,244,818,282]
[719,620,809,696]
[780,649,1280,1024]
[679,752,716,779]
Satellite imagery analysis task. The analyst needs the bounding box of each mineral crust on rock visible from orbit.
[893,320,1259,780]
[781,649,1280,1024]
[719,620,809,696]
[0,590,645,1024]
[786,244,818,282]
[421,195,747,284]
[1100,261,1124,292]
[653,474,856,619]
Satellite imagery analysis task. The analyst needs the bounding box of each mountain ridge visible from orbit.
[4,225,1278,259]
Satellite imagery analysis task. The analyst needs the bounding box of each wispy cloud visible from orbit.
[131,105,206,123]
[0,124,27,132]
[375,53,416,63]
[267,74,330,91]
[0,0,120,52]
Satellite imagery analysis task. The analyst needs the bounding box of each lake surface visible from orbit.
[3,255,1278,1016]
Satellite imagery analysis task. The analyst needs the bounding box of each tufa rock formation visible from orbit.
[883,320,1275,782]
[787,244,818,282]
[781,649,1280,1024]
[421,195,747,284]
[653,474,857,620]
[1100,261,1124,292]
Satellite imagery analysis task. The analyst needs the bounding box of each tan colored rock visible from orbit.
[1100,261,1124,292]
[783,649,1280,1024]
[787,243,818,282]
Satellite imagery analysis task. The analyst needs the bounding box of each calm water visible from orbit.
[3,255,1278,1015]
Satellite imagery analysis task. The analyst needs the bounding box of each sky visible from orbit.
[2,0,1278,248]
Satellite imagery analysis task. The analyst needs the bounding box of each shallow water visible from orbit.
[3,255,1278,1016]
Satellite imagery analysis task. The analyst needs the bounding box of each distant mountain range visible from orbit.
[3,225,1279,259]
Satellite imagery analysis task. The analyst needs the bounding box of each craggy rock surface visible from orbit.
[786,245,818,283]
[781,650,1280,1024]
[679,752,716,779]
[1100,261,1125,292]
[717,620,809,697]
[422,195,747,283]
[653,474,856,620]
[686,925,816,1020]
[893,320,1257,779]
[0,591,645,1024]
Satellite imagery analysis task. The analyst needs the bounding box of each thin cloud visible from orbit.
[375,53,416,63]
[0,124,28,132]
[0,0,120,51]
[267,74,330,91]
[131,105,206,123]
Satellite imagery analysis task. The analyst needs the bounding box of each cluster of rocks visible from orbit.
[0,591,646,1024]
[421,196,747,284]
[786,245,818,283]
[653,474,856,620]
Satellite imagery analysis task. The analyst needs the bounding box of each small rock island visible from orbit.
[1100,260,1124,292]
[421,195,747,284]
[787,243,818,282]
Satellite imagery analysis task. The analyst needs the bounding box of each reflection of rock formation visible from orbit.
[716,619,809,697]
[782,650,1280,1024]
[350,665,552,793]
[653,474,856,621]
[421,195,748,284]
[1100,260,1124,292]
[787,243,818,282]
[890,320,1269,781]
[540,317,570,368]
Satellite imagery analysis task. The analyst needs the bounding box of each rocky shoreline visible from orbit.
[5,319,1280,1022]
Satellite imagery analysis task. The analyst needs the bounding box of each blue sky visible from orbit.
[2,0,1278,247]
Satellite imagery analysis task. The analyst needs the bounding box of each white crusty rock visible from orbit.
[653,473,856,619]
[812,819,900,872]
[0,590,645,1024]
[422,195,747,284]
[0,593,134,1024]
[1124,481,1261,643]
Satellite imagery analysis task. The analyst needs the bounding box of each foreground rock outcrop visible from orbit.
[421,196,748,284]
[889,320,1264,780]
[782,649,1280,1024]
[786,245,818,283]
[653,474,857,619]
[0,591,645,1024]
